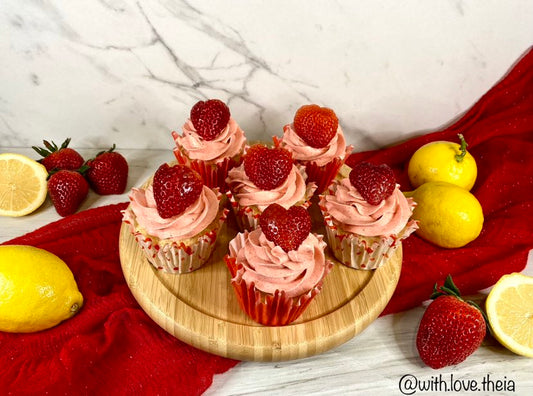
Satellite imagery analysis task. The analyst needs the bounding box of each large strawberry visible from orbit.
[32,138,84,172]
[152,163,204,219]
[259,203,312,252]
[349,161,396,205]
[86,145,129,195]
[243,144,293,190]
[48,169,89,217]
[416,275,487,369]
[293,104,338,148]
[190,99,230,141]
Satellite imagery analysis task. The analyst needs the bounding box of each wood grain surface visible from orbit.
[119,201,402,362]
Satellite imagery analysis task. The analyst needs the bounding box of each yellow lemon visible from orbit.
[0,153,48,217]
[408,134,477,190]
[486,273,533,358]
[408,181,484,248]
[0,245,83,333]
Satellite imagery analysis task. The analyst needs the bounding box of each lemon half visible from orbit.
[486,273,533,358]
[0,153,48,217]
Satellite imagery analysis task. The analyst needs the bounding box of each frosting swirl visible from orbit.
[126,184,220,240]
[172,117,246,163]
[280,123,349,166]
[226,163,316,211]
[229,229,328,298]
[322,178,415,236]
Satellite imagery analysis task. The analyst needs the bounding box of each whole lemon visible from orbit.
[409,181,484,248]
[408,134,477,190]
[0,245,83,333]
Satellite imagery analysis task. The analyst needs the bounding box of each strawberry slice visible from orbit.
[259,203,312,252]
[152,163,203,219]
[293,104,338,148]
[349,161,396,205]
[190,99,230,141]
[243,144,293,190]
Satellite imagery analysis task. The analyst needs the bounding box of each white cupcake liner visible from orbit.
[320,207,418,270]
[125,208,229,274]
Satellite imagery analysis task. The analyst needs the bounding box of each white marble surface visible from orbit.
[1,1,532,152]
[1,148,532,395]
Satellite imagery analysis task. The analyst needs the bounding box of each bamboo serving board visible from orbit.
[119,199,402,362]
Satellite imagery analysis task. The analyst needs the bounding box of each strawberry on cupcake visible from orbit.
[225,203,332,326]
[275,104,353,194]
[225,143,317,231]
[122,163,228,274]
[319,162,418,270]
[172,99,246,191]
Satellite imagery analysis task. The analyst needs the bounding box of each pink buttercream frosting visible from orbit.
[280,123,350,167]
[124,184,220,240]
[172,117,246,163]
[322,178,415,237]
[226,163,316,211]
[229,228,329,298]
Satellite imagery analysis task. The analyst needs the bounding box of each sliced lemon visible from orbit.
[486,273,533,357]
[0,153,48,217]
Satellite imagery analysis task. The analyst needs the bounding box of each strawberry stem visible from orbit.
[455,133,468,163]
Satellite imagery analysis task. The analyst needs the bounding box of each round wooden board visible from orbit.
[119,204,402,362]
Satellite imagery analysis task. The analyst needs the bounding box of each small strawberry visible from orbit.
[293,104,338,148]
[416,275,488,369]
[48,169,89,217]
[349,161,396,205]
[86,145,129,195]
[259,203,312,252]
[190,99,230,141]
[152,163,203,219]
[32,138,84,172]
[243,144,293,190]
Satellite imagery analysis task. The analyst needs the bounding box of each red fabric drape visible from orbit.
[1,46,532,395]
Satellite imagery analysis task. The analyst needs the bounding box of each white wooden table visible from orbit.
[2,148,532,395]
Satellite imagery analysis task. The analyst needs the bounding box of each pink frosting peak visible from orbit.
[280,123,350,166]
[172,117,246,163]
[322,178,415,236]
[226,163,316,211]
[229,229,329,298]
[126,185,220,240]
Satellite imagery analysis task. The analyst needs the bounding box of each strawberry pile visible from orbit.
[33,139,129,217]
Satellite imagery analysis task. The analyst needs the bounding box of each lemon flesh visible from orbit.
[410,181,484,248]
[0,153,48,217]
[486,273,533,358]
[408,140,477,191]
[0,245,83,333]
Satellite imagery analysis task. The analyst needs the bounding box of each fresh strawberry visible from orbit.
[416,275,487,369]
[32,138,84,172]
[153,163,203,219]
[243,144,293,190]
[190,99,230,141]
[86,145,129,195]
[293,104,338,148]
[259,203,312,252]
[48,169,89,217]
[349,161,396,205]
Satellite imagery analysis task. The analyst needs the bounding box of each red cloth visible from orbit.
[1,47,532,395]
[346,46,533,314]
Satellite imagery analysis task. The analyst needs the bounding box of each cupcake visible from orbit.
[275,104,353,194]
[319,162,418,270]
[225,143,317,231]
[224,203,332,326]
[122,163,229,274]
[172,99,246,191]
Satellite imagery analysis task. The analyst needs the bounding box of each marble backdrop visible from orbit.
[1,0,532,151]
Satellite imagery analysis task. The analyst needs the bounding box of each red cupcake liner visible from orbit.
[173,149,241,192]
[224,256,331,326]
